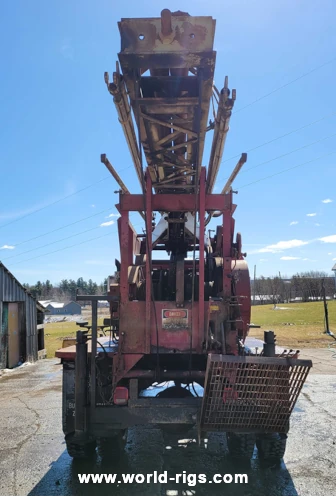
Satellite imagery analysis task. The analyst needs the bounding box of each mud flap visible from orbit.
[199,354,312,434]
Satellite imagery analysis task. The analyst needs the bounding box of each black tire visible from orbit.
[65,433,96,460]
[97,430,128,459]
[226,432,255,461]
[256,433,287,462]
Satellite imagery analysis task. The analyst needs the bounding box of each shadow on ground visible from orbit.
[29,428,297,496]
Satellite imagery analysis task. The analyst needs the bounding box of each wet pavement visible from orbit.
[0,355,335,496]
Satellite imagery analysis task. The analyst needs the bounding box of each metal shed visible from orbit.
[0,262,43,369]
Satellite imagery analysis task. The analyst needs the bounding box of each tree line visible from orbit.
[22,271,335,305]
[23,277,108,302]
[252,271,335,305]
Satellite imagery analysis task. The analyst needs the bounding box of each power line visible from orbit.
[9,222,143,267]
[2,211,139,262]
[8,230,117,267]
[4,59,336,265]
[6,149,335,267]
[2,59,334,232]
[6,206,115,248]
[219,110,336,166]
[0,165,132,230]
[3,224,105,262]
[216,130,336,184]
[237,150,336,189]
[233,56,336,114]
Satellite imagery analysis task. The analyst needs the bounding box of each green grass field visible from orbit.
[251,300,336,348]
[45,300,336,358]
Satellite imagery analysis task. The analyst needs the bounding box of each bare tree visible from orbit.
[253,276,268,304]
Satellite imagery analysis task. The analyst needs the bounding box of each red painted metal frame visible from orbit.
[117,193,235,213]
[57,167,251,381]
[198,168,206,343]
[115,167,246,379]
[145,172,152,352]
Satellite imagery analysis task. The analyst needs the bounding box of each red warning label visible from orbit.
[162,309,188,329]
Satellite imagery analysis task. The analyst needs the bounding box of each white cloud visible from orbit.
[328,253,332,255]
[258,239,309,253]
[280,256,300,260]
[91,204,95,208]
[333,258,336,261]
[106,213,120,218]
[306,213,316,217]
[315,223,321,226]
[289,221,298,226]
[1,245,15,250]
[100,220,115,227]
[60,39,74,59]
[319,235,336,243]
[322,199,333,204]
[259,258,268,262]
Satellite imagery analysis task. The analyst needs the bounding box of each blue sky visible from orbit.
[1,0,336,285]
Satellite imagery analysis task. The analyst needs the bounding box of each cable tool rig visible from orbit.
[57,9,312,462]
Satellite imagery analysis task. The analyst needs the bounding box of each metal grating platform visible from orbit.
[200,354,312,433]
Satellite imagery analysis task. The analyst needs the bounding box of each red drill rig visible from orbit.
[56,9,312,461]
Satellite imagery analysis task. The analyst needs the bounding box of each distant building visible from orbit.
[253,295,281,304]
[39,300,81,315]
[98,301,109,307]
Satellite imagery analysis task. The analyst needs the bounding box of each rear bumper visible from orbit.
[89,397,202,436]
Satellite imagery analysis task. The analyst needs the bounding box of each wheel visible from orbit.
[256,433,287,462]
[226,432,255,461]
[97,430,128,459]
[65,433,96,460]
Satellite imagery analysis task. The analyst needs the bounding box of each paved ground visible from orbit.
[0,350,335,496]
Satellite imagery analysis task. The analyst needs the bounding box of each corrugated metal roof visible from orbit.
[47,302,65,308]
[0,261,35,301]
[39,300,53,307]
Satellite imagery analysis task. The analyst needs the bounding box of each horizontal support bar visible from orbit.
[129,397,201,408]
[76,294,116,301]
[123,369,206,379]
[119,51,216,72]
[132,97,198,106]
[209,353,313,368]
[91,401,200,429]
[119,193,232,212]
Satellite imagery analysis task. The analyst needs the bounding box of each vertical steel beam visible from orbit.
[120,209,129,303]
[145,172,152,352]
[176,256,185,306]
[222,190,233,297]
[222,213,231,297]
[75,330,88,433]
[198,167,206,344]
[90,301,98,411]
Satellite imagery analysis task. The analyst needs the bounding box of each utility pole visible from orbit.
[253,264,256,306]
[322,280,330,334]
